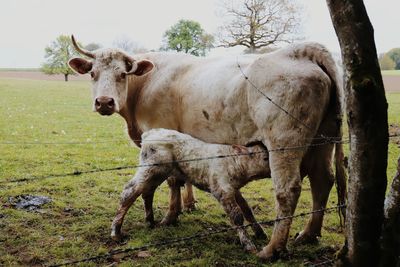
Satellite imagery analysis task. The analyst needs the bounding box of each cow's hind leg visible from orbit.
[258,150,303,260]
[182,182,196,211]
[214,190,257,253]
[235,190,267,240]
[295,146,335,244]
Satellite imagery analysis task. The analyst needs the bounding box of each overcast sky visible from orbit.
[0,0,398,68]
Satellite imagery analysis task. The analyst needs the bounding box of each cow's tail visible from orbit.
[289,43,347,223]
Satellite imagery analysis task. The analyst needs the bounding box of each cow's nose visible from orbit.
[95,96,115,115]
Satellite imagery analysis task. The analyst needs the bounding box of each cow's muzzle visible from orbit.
[95,96,115,116]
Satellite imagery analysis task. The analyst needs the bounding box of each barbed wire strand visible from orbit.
[49,205,344,267]
[3,133,399,185]
[1,137,348,185]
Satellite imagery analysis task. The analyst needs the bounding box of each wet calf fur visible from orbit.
[111,129,271,252]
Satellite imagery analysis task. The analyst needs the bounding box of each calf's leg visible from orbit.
[111,178,143,241]
[182,182,196,211]
[142,190,156,228]
[111,168,166,240]
[160,176,182,225]
[235,190,267,239]
[214,190,257,253]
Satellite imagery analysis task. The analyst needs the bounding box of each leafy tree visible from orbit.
[218,0,302,53]
[386,48,400,69]
[41,35,82,82]
[379,53,396,70]
[162,19,214,56]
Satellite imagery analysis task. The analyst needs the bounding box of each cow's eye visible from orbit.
[120,72,126,79]
[90,72,95,79]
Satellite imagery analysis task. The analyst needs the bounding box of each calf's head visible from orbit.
[68,35,154,115]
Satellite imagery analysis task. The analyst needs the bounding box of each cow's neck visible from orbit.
[119,76,147,147]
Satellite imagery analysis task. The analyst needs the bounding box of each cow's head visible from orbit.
[68,35,154,116]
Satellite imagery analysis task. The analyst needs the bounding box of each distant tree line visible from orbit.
[379,48,400,70]
[41,0,304,81]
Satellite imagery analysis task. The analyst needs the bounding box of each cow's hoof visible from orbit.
[257,245,287,262]
[293,231,319,245]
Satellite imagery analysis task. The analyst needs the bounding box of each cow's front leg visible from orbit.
[258,152,303,261]
[160,176,182,225]
[182,182,196,211]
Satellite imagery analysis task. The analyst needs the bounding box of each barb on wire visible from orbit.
[49,205,344,267]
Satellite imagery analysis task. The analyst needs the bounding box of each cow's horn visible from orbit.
[71,35,95,59]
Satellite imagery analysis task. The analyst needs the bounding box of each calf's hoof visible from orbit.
[293,231,319,245]
[159,215,178,226]
[111,229,123,242]
[257,245,287,262]
[243,241,258,254]
[254,227,268,240]
[183,202,196,212]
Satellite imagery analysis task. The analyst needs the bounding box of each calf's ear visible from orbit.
[232,144,249,154]
[129,60,154,76]
[68,58,92,74]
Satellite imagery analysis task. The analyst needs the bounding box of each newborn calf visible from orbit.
[111,129,270,252]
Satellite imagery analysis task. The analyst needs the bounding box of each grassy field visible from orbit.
[0,78,399,266]
[382,70,400,76]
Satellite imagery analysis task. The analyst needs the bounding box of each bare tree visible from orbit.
[85,43,102,52]
[326,0,389,266]
[113,35,147,54]
[218,0,301,53]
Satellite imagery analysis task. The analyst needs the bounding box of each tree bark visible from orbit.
[380,156,400,266]
[326,1,389,266]
[64,74,68,82]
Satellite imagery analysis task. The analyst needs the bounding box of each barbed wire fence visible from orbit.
[2,60,399,266]
[48,205,345,267]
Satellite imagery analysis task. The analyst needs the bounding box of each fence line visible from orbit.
[49,205,345,267]
[2,134,399,185]
[1,137,346,185]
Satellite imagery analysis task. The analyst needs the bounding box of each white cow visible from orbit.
[69,36,346,260]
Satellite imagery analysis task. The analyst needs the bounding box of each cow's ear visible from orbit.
[132,60,154,76]
[68,58,92,74]
[232,144,249,154]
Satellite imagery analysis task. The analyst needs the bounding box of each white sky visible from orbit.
[0,0,398,68]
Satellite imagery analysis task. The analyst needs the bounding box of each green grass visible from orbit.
[0,78,399,266]
[382,70,400,76]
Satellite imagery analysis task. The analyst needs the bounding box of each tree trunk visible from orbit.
[380,156,400,266]
[326,1,389,266]
[64,74,68,82]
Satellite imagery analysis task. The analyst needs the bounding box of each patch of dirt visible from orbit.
[383,76,400,92]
